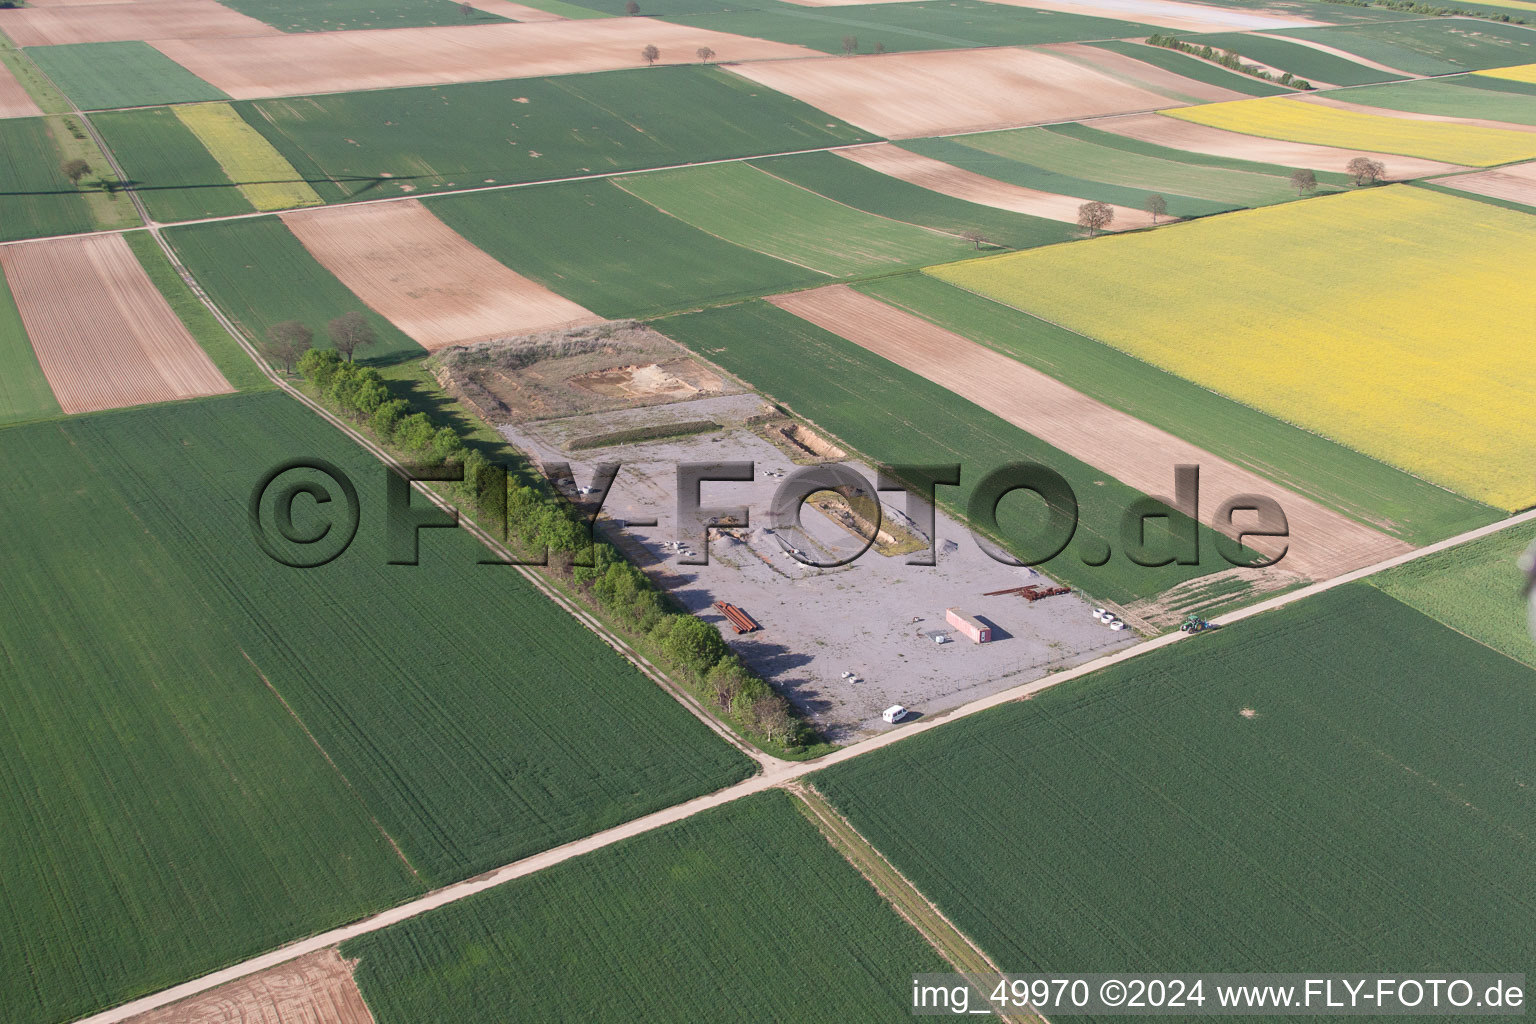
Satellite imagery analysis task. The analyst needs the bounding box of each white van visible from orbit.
[882,704,909,724]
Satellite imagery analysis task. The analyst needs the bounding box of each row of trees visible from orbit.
[292,346,809,750]
[1072,160,1383,236]
[639,45,718,65]
[1330,0,1525,23]
[1145,34,1312,90]
[262,311,378,373]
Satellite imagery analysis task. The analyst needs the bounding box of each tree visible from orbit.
[327,311,376,362]
[1077,200,1114,237]
[841,35,859,54]
[641,44,660,65]
[961,229,987,250]
[1143,193,1168,225]
[263,320,312,374]
[624,0,639,12]
[695,46,715,62]
[460,1,474,16]
[1346,156,1385,186]
[873,41,887,54]
[61,158,91,186]
[1290,168,1318,195]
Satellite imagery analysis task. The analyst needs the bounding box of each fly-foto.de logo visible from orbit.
[250,459,1291,571]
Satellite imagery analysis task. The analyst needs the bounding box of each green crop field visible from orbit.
[1087,40,1292,95]
[1048,120,1353,185]
[613,162,974,276]
[899,136,1235,219]
[25,42,226,110]
[664,0,1154,54]
[750,151,1076,251]
[815,584,1536,977]
[1186,30,1406,83]
[0,392,753,1024]
[347,792,944,1023]
[218,0,510,31]
[121,230,271,392]
[660,300,1252,607]
[427,180,826,318]
[166,218,422,360]
[236,67,874,202]
[958,125,1310,209]
[0,117,102,241]
[856,273,1496,545]
[1279,19,1536,74]
[1335,75,1536,125]
[0,266,59,424]
[91,107,256,222]
[1371,521,1536,668]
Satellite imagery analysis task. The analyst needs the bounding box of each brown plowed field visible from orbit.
[776,0,1317,28]
[151,20,820,99]
[1039,42,1252,102]
[766,285,1412,580]
[836,144,1162,228]
[463,0,566,19]
[979,0,1318,31]
[0,59,42,118]
[723,48,1177,138]
[1435,160,1536,205]
[281,200,601,350]
[1091,112,1468,177]
[0,234,232,415]
[0,0,277,46]
[125,950,375,1024]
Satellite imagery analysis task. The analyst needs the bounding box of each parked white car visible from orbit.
[882,704,909,724]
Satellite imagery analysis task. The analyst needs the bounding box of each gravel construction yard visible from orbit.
[503,392,1134,741]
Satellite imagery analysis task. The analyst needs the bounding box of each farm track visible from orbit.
[789,783,1046,1024]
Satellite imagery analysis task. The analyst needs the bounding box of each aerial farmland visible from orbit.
[0,0,1531,1020]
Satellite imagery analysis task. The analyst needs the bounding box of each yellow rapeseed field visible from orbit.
[1477,62,1536,84]
[173,102,322,211]
[927,187,1536,510]
[1164,97,1536,167]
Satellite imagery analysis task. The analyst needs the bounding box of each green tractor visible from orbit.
[1180,613,1216,634]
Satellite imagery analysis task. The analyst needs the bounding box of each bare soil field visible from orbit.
[980,0,1319,32]
[463,0,566,20]
[1435,160,1536,205]
[1295,92,1536,133]
[0,0,278,46]
[1039,41,1254,101]
[151,21,820,99]
[1091,111,1468,176]
[723,48,1178,139]
[836,144,1160,228]
[0,233,232,414]
[431,320,741,423]
[766,285,1412,580]
[0,60,42,119]
[125,950,374,1024]
[775,0,1316,28]
[281,201,599,351]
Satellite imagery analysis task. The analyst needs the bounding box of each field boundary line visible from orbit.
[789,782,1046,1024]
[237,647,422,880]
